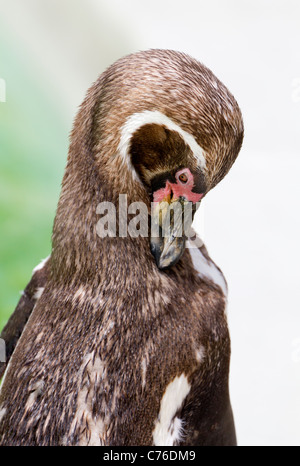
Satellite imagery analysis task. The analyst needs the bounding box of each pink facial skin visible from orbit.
[153,168,204,203]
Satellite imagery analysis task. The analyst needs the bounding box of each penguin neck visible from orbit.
[51,155,153,288]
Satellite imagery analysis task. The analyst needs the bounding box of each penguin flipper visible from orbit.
[0,256,50,378]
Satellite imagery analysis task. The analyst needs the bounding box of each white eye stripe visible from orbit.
[118,110,206,180]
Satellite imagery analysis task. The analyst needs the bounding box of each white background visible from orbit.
[2,0,300,446]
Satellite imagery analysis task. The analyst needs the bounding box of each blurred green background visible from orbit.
[0,23,67,329]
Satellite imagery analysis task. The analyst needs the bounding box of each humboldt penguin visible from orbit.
[0,49,243,446]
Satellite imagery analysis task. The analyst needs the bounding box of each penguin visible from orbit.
[0,49,243,446]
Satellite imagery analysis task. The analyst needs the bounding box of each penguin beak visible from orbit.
[150,195,194,270]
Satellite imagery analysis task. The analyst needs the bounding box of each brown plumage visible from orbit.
[0,49,243,446]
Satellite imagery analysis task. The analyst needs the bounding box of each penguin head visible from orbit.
[107,50,244,268]
[56,49,243,271]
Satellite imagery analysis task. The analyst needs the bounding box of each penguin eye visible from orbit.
[178,172,188,184]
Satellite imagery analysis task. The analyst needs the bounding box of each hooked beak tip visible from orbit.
[150,239,185,270]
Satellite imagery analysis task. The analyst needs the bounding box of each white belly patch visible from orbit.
[187,242,227,296]
[152,374,191,446]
